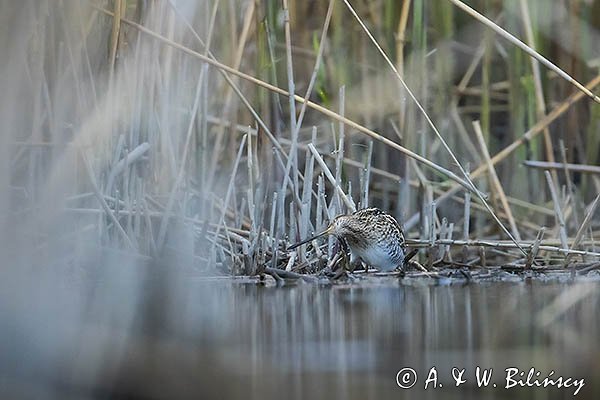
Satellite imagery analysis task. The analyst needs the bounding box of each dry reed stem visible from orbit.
[156,73,205,249]
[456,87,509,100]
[395,0,411,76]
[69,204,600,251]
[518,0,558,184]
[448,0,600,104]
[407,238,600,258]
[164,1,298,197]
[80,150,136,250]
[341,0,529,256]
[361,140,373,209]
[544,170,568,250]
[246,127,256,232]
[395,0,411,128]
[91,4,479,194]
[463,176,471,241]
[472,121,521,241]
[106,142,150,194]
[205,0,255,188]
[430,74,600,207]
[525,227,545,270]
[334,86,346,214]
[282,0,297,135]
[450,107,481,164]
[281,0,300,208]
[558,140,575,200]
[523,161,600,175]
[308,143,356,213]
[83,1,600,272]
[293,0,335,135]
[341,0,486,200]
[570,194,600,251]
[211,134,249,253]
[108,0,123,72]
[457,40,487,91]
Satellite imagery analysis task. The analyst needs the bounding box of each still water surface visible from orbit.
[2,271,599,399]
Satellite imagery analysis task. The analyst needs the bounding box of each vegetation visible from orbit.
[3,0,600,277]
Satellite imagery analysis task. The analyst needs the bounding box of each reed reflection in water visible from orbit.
[2,271,599,399]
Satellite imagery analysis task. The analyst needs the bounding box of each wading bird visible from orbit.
[288,208,406,271]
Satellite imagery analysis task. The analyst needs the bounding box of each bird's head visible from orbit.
[287,214,354,250]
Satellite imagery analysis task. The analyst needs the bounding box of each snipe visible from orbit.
[288,207,406,271]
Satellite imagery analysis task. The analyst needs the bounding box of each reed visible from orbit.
[3,0,600,276]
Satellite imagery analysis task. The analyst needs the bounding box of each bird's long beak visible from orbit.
[287,226,332,250]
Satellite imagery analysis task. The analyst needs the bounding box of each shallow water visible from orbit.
[1,271,599,399]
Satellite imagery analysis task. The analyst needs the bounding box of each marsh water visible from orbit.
[3,2,600,399]
[2,268,599,400]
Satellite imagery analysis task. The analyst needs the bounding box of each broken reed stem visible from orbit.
[448,0,600,104]
[210,134,248,253]
[525,227,545,269]
[80,150,136,250]
[450,106,482,165]
[308,143,356,213]
[544,170,569,250]
[558,140,575,197]
[570,194,600,251]
[106,142,150,194]
[472,120,521,241]
[558,139,579,226]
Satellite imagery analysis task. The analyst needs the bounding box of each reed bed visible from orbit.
[3,0,600,279]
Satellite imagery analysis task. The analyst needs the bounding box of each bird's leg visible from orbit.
[331,238,351,272]
[402,248,419,269]
[329,239,355,280]
[328,251,344,271]
[347,251,363,273]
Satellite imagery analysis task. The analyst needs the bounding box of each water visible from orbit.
[2,269,599,399]
[1,2,599,399]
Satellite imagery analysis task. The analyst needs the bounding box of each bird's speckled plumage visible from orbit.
[329,208,406,271]
[289,207,406,271]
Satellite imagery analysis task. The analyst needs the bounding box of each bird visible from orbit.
[288,207,406,272]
